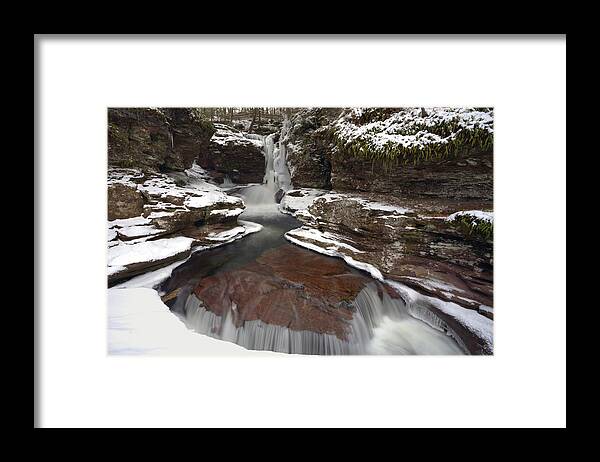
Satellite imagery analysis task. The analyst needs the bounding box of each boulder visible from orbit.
[197,123,265,184]
[107,183,145,220]
[193,244,373,340]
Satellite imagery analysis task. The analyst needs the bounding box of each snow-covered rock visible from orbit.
[278,188,329,221]
[197,123,267,185]
[446,210,494,224]
[107,167,258,285]
[284,192,493,316]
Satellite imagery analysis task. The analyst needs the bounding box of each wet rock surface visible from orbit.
[192,244,373,340]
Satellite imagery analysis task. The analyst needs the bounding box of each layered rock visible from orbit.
[108,108,215,172]
[107,166,249,285]
[282,191,493,315]
[197,123,265,184]
[330,108,493,201]
[280,107,493,202]
[331,150,492,200]
[107,183,145,221]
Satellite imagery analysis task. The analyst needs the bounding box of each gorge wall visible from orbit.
[280,107,493,202]
[108,108,216,172]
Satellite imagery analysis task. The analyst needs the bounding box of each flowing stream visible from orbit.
[161,131,464,355]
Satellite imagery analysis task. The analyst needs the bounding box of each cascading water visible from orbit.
[241,132,290,215]
[181,281,464,355]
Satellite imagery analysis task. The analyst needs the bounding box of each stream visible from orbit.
[160,132,464,355]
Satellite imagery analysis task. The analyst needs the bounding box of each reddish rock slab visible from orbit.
[192,244,372,340]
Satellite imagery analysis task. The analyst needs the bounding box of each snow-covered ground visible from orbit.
[108,288,277,356]
[107,162,270,355]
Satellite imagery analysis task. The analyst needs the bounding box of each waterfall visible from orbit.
[182,282,465,355]
[273,116,292,192]
[221,175,235,188]
[241,132,284,213]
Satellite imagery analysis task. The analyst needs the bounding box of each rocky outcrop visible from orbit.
[281,107,493,202]
[283,191,493,314]
[108,108,215,172]
[331,149,493,200]
[197,123,265,184]
[107,183,145,221]
[281,108,341,189]
[107,167,248,285]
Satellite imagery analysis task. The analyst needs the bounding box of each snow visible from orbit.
[147,211,174,219]
[285,227,384,281]
[107,228,118,242]
[334,107,494,153]
[286,227,364,254]
[207,226,246,241]
[113,221,263,290]
[386,280,493,352]
[279,188,328,217]
[184,192,241,209]
[361,201,412,214]
[479,305,493,315]
[108,215,151,228]
[209,207,244,217]
[107,236,194,267]
[404,276,466,294]
[210,123,265,148]
[117,225,164,239]
[113,260,188,290]
[237,220,263,234]
[108,288,276,355]
[107,265,126,276]
[314,193,412,216]
[446,210,494,224]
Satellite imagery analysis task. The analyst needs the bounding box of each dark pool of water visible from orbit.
[159,207,302,314]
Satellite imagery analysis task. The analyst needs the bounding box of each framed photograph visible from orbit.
[35,34,566,428]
